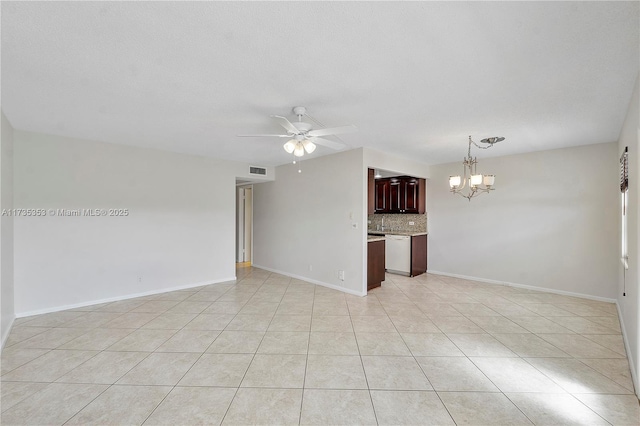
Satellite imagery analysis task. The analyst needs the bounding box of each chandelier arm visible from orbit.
[452,177,467,193]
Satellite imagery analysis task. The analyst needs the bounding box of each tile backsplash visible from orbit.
[367,213,427,233]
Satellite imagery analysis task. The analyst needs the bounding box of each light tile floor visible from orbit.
[2,267,639,425]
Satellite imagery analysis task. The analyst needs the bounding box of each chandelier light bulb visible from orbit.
[470,174,483,186]
[483,175,495,186]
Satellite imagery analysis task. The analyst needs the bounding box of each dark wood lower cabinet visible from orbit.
[411,234,428,277]
[367,240,385,290]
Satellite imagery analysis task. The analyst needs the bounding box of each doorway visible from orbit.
[236,186,253,265]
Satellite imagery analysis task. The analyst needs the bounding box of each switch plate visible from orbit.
[409,221,415,225]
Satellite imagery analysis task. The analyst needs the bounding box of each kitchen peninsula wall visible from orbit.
[368,213,427,234]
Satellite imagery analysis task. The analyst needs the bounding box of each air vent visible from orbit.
[250,166,267,175]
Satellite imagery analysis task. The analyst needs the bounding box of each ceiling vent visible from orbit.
[250,166,267,176]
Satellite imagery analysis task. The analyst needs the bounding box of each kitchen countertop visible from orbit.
[368,231,428,237]
[367,235,386,242]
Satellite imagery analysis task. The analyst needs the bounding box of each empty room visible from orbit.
[1,1,639,425]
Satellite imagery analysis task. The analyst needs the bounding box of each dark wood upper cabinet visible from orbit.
[368,169,375,215]
[403,178,419,213]
[374,179,390,213]
[373,176,425,214]
[389,179,402,212]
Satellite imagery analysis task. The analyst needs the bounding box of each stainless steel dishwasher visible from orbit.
[385,235,411,275]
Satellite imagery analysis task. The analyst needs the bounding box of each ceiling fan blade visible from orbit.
[237,134,291,138]
[271,115,299,134]
[308,125,357,137]
[310,137,346,151]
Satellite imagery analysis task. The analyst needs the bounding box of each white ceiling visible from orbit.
[2,2,638,166]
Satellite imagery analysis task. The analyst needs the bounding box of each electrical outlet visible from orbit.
[409,221,415,225]
[309,264,313,271]
[338,270,345,281]
[137,276,142,283]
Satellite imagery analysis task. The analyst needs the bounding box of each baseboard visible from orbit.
[252,264,366,297]
[15,276,237,318]
[616,301,639,397]
[427,270,617,304]
[1,316,16,351]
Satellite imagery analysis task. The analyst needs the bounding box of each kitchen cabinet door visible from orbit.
[375,179,390,213]
[389,179,402,213]
[411,234,427,277]
[403,178,419,213]
[367,240,385,290]
[368,169,375,215]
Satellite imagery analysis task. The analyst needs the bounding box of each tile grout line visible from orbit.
[378,283,462,425]
[188,275,269,424]
[218,272,292,425]
[297,282,316,426]
[347,293,380,426]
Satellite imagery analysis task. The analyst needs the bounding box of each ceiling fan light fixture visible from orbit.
[239,106,356,158]
[302,140,316,154]
[293,143,305,157]
[283,140,296,154]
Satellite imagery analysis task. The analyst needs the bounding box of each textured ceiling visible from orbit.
[2,1,638,166]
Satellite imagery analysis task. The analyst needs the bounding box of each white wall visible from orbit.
[617,73,639,394]
[428,142,619,301]
[13,131,272,315]
[1,112,15,347]
[363,148,430,179]
[253,149,365,294]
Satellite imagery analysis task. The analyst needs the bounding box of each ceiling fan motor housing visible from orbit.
[292,121,312,134]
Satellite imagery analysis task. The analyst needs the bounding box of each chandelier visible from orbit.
[449,135,505,201]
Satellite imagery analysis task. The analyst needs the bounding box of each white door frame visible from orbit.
[236,185,253,263]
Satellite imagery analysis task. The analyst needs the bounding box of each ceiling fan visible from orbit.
[238,106,357,157]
